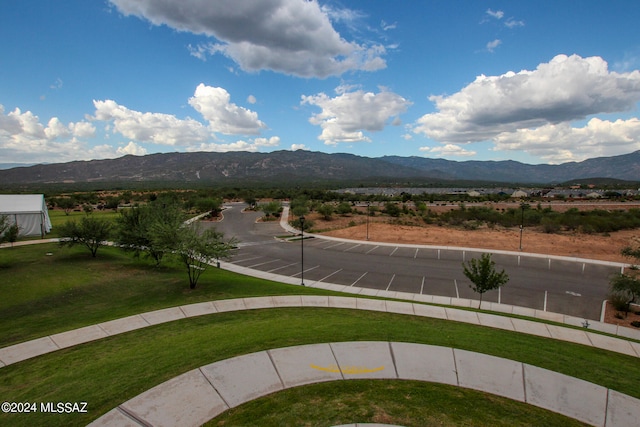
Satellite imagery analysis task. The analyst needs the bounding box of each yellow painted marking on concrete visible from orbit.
[310,364,385,375]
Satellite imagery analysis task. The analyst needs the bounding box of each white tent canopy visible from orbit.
[0,194,52,237]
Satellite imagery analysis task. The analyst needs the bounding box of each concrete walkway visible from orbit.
[1,295,639,368]
[88,341,640,427]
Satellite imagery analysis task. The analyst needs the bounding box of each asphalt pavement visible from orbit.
[207,203,624,320]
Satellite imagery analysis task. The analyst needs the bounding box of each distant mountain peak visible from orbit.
[0,150,638,186]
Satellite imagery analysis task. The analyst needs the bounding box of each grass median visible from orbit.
[1,243,638,426]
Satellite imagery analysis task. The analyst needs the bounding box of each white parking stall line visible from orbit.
[414,248,419,259]
[291,265,320,277]
[351,272,368,287]
[317,269,343,283]
[420,276,425,294]
[386,274,396,291]
[343,244,361,252]
[324,242,346,250]
[365,245,380,254]
[389,247,399,257]
[248,259,281,268]
[231,255,264,264]
[267,262,298,273]
[454,279,460,299]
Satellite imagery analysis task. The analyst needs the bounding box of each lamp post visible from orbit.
[299,215,305,286]
[519,203,525,251]
[366,201,370,241]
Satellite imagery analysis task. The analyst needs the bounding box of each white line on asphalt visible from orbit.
[389,247,398,256]
[565,291,582,297]
[232,255,263,263]
[543,291,548,311]
[325,242,346,250]
[248,259,281,268]
[365,245,379,254]
[267,262,298,273]
[317,269,343,283]
[344,244,361,252]
[292,265,320,277]
[454,279,460,299]
[386,274,396,291]
[414,248,419,259]
[420,277,425,294]
[351,272,368,286]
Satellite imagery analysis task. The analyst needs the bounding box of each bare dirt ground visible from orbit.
[603,302,640,329]
[316,215,638,264]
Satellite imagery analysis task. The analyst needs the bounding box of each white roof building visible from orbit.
[0,194,52,237]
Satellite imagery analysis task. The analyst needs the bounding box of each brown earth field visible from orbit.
[314,213,638,264]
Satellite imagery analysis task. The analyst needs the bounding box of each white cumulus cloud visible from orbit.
[187,136,280,153]
[188,84,265,135]
[0,104,99,163]
[93,99,210,146]
[302,88,411,145]
[494,118,640,163]
[109,0,386,78]
[413,54,640,162]
[420,144,476,157]
[117,141,148,156]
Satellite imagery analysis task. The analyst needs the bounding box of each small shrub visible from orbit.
[631,321,640,328]
[609,292,630,313]
[614,312,624,319]
[462,221,479,230]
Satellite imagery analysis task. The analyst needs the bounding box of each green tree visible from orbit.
[114,202,183,266]
[5,224,20,246]
[462,253,509,309]
[336,202,352,216]
[0,215,10,243]
[384,202,401,217]
[57,198,76,215]
[317,203,334,221]
[196,198,222,217]
[153,224,237,289]
[0,215,11,239]
[260,201,281,219]
[609,273,640,317]
[291,197,309,217]
[58,216,112,257]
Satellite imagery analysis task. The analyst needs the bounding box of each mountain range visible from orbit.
[1,150,639,186]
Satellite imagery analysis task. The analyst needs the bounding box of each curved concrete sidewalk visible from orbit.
[88,341,640,427]
[1,295,639,368]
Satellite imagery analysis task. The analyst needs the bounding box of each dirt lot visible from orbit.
[316,215,638,264]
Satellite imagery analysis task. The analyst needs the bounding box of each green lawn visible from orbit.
[209,380,587,427]
[0,244,339,346]
[47,209,120,238]
[0,243,638,426]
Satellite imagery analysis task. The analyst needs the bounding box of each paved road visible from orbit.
[208,203,622,320]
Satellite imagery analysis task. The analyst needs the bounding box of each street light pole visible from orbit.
[366,201,370,241]
[300,215,305,286]
[519,204,525,251]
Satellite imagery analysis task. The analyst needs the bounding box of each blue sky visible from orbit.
[2,1,640,166]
